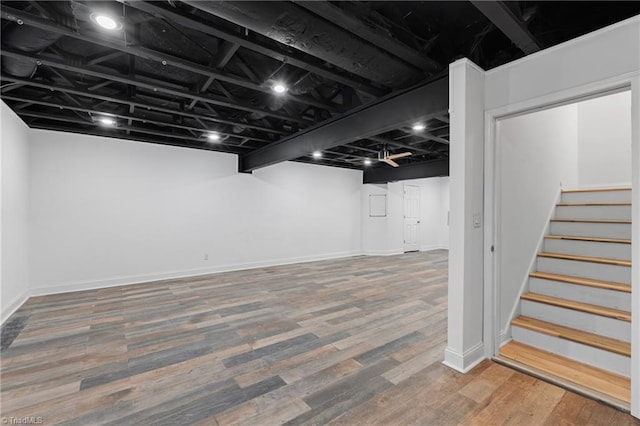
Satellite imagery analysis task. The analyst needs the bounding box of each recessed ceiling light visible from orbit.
[312,151,322,159]
[272,83,287,94]
[99,117,115,126]
[412,123,426,131]
[93,14,120,30]
[364,158,372,166]
[207,132,221,141]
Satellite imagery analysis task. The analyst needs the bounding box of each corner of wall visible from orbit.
[443,342,486,373]
[1,290,29,324]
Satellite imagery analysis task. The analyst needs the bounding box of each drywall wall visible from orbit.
[497,103,579,334]
[577,90,632,186]
[361,183,391,255]
[28,130,362,293]
[419,176,450,250]
[361,176,449,255]
[1,102,30,322]
[485,17,640,111]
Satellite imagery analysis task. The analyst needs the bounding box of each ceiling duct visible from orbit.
[182,1,423,89]
[1,23,62,77]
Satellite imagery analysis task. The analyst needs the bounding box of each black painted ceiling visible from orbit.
[1,1,639,172]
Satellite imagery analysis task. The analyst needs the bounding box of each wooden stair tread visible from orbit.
[529,271,631,293]
[512,316,630,356]
[556,202,631,206]
[550,219,631,224]
[561,187,631,193]
[500,341,630,403]
[538,252,631,267]
[544,235,631,244]
[520,293,631,322]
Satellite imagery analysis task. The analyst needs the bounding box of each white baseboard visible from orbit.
[29,250,363,297]
[362,249,403,256]
[1,289,29,325]
[420,245,449,252]
[499,328,512,347]
[442,342,486,373]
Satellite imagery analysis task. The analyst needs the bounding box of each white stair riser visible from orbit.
[543,238,631,261]
[529,278,631,311]
[549,221,631,239]
[520,300,630,342]
[511,327,630,377]
[561,191,631,204]
[555,205,631,220]
[536,257,631,284]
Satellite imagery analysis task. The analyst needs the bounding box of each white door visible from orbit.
[403,184,420,252]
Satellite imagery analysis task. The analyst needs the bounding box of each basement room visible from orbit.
[1,1,639,424]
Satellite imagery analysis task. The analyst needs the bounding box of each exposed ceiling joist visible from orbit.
[28,122,245,154]
[21,110,251,148]
[363,159,449,184]
[367,136,436,155]
[1,94,270,144]
[123,0,386,97]
[470,1,541,54]
[0,7,336,113]
[1,74,285,135]
[2,47,306,125]
[182,0,420,89]
[239,75,448,172]
[189,41,240,109]
[296,1,440,73]
[411,134,450,145]
[85,50,126,66]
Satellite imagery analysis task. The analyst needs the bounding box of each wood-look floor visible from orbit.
[1,251,638,425]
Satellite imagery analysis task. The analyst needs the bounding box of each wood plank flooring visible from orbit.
[500,341,631,404]
[1,250,638,425]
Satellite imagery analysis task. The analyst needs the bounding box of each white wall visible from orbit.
[484,18,640,112]
[416,177,450,251]
[1,102,30,322]
[28,130,363,294]
[577,90,632,186]
[361,183,390,255]
[497,103,579,334]
[361,176,449,255]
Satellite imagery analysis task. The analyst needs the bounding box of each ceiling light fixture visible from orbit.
[312,151,322,159]
[272,82,287,94]
[99,117,115,126]
[412,123,426,131]
[92,14,121,30]
[364,158,372,166]
[207,132,221,141]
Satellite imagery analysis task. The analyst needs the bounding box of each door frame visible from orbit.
[403,183,421,252]
[483,72,639,368]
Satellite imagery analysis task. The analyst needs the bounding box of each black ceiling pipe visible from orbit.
[181,1,423,89]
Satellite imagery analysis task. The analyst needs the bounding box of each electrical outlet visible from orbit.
[204,253,208,261]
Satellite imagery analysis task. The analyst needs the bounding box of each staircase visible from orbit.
[499,187,632,408]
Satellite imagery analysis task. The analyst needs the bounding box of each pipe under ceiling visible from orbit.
[181,0,424,90]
